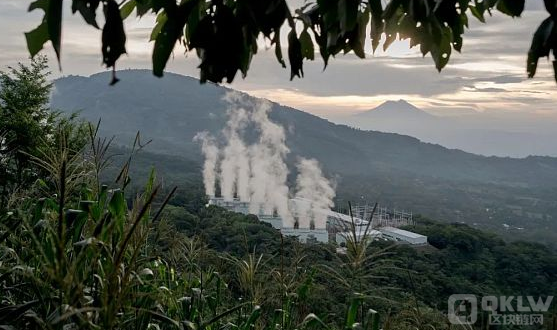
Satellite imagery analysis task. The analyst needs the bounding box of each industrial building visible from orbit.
[207,197,427,246]
[335,228,383,245]
[208,196,352,243]
[378,227,428,245]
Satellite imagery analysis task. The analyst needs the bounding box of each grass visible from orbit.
[0,122,473,330]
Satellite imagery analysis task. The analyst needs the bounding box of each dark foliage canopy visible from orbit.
[25,0,557,84]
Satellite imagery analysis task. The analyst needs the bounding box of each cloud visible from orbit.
[1,1,556,121]
[474,75,526,84]
[467,87,509,93]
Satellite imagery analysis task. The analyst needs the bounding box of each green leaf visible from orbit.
[318,0,340,29]
[496,0,525,17]
[184,1,203,43]
[299,29,315,60]
[239,36,255,78]
[338,0,359,33]
[288,29,304,80]
[452,14,469,52]
[544,0,557,15]
[144,167,156,197]
[409,0,430,21]
[108,189,126,234]
[345,296,362,327]
[48,0,63,63]
[369,0,383,53]
[25,21,49,57]
[468,6,485,23]
[65,209,87,243]
[108,190,126,218]
[273,31,287,68]
[350,4,370,58]
[152,11,186,77]
[25,0,63,65]
[72,0,101,28]
[196,3,245,83]
[102,0,127,70]
[460,9,469,28]
[135,0,154,16]
[430,26,452,71]
[527,17,554,78]
[150,11,167,41]
[120,0,136,20]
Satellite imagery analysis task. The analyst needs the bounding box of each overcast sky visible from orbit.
[1,0,556,121]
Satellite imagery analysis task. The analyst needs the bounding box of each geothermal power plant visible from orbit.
[207,196,427,245]
[196,94,427,245]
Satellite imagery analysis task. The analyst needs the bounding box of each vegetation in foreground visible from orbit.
[2,59,557,330]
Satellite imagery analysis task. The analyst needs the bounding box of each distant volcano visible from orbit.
[341,99,556,157]
[351,100,436,121]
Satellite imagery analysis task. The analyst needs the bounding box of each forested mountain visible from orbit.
[51,70,557,245]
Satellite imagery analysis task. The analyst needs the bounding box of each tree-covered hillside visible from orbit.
[52,71,557,187]
[55,70,557,246]
[161,199,557,329]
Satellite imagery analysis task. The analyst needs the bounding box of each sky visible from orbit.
[1,0,556,122]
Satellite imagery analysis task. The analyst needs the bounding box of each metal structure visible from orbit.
[378,227,427,245]
[350,204,414,229]
[207,197,425,245]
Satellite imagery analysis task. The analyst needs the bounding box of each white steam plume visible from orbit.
[294,158,336,229]
[195,92,335,230]
[247,98,292,225]
[220,107,251,201]
[193,132,219,197]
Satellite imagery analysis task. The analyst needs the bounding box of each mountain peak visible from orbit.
[383,99,412,105]
[375,99,425,112]
[352,99,435,119]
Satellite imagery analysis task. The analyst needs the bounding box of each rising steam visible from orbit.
[193,132,219,197]
[294,158,336,229]
[219,107,250,201]
[195,92,335,229]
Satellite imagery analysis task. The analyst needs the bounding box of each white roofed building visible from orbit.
[378,227,427,245]
[207,196,427,246]
[335,229,382,245]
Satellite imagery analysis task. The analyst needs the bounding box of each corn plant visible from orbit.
[0,119,460,330]
[0,122,255,330]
